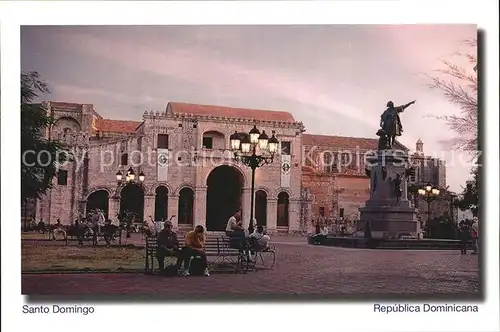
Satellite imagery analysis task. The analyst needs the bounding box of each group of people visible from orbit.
[225,210,271,259]
[156,222,210,276]
[45,210,118,246]
[458,218,479,255]
[155,210,272,277]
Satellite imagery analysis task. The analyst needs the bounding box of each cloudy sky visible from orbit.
[21,25,477,191]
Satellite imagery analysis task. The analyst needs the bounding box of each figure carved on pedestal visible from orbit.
[381,166,387,181]
[379,100,416,148]
[392,174,403,206]
[376,129,391,150]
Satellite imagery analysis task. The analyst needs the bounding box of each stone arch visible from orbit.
[178,187,195,225]
[150,182,174,196]
[54,115,81,128]
[119,183,145,222]
[204,163,247,187]
[154,185,169,221]
[174,183,195,196]
[115,182,149,197]
[86,190,109,217]
[86,187,113,200]
[277,191,290,227]
[205,165,245,231]
[255,189,268,227]
[273,188,292,200]
[202,130,226,150]
[52,116,81,142]
[255,187,271,197]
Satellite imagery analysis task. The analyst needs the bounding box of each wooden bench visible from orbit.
[144,235,248,274]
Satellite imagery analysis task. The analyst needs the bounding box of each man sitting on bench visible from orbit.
[226,211,246,248]
[156,221,182,274]
[249,225,271,251]
[181,225,210,277]
[248,225,272,261]
[51,219,67,241]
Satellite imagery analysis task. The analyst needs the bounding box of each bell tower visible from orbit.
[416,139,424,155]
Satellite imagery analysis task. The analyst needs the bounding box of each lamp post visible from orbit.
[418,184,440,236]
[115,167,145,242]
[230,126,279,234]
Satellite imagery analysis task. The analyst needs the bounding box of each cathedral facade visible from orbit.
[35,101,305,233]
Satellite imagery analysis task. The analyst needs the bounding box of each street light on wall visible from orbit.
[230,126,279,233]
[418,184,440,235]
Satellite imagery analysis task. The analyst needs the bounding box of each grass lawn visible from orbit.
[22,243,145,272]
[22,233,52,240]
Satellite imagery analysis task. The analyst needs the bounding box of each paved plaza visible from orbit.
[22,238,480,299]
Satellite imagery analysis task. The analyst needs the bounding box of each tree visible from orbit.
[455,167,479,217]
[427,39,478,154]
[21,72,68,203]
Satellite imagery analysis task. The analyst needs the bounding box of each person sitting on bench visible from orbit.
[181,225,209,277]
[51,219,67,241]
[312,224,328,245]
[249,225,271,251]
[156,221,182,274]
[225,210,246,248]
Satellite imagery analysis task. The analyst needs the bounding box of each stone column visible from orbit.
[168,194,179,228]
[143,194,155,221]
[402,172,409,201]
[193,186,206,228]
[289,199,301,232]
[108,196,120,222]
[242,188,252,229]
[267,198,278,233]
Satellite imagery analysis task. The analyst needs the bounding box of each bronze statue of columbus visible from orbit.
[379,100,416,148]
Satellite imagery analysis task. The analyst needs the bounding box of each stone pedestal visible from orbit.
[358,149,419,239]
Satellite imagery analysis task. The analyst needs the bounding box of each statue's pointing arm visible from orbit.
[396,100,416,112]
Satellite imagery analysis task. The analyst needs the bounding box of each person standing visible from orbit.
[471,218,479,255]
[458,220,470,255]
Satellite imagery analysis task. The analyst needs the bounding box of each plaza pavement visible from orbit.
[22,236,480,299]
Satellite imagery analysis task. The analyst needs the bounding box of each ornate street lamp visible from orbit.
[116,167,145,184]
[418,183,440,235]
[230,126,279,233]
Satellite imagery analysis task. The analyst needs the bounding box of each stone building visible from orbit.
[31,101,447,233]
[35,101,305,233]
[301,134,409,222]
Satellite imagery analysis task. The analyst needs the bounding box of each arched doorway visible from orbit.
[154,186,169,221]
[119,183,145,222]
[277,192,290,227]
[86,190,109,217]
[178,187,194,225]
[255,190,268,226]
[206,165,244,231]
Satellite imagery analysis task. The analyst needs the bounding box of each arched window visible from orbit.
[277,192,290,227]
